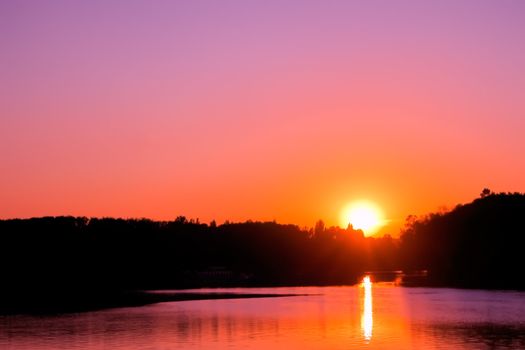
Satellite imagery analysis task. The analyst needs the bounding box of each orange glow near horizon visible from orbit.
[341,201,385,236]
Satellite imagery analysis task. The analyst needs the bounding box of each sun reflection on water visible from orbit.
[361,276,373,342]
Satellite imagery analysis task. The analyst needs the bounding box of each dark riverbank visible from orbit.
[0,290,307,315]
[2,272,523,315]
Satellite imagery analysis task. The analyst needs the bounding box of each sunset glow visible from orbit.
[1,2,525,348]
[1,1,525,235]
[341,201,385,235]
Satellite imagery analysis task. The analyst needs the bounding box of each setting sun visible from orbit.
[341,201,385,235]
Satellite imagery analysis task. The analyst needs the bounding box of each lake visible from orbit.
[1,280,525,349]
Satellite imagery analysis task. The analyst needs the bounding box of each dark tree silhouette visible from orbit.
[3,190,524,314]
[0,216,397,313]
[400,191,525,289]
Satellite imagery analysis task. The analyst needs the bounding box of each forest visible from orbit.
[0,215,397,291]
[400,190,525,289]
[1,190,524,313]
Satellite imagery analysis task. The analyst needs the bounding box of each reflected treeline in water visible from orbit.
[2,285,525,350]
[1,190,525,314]
[430,323,525,349]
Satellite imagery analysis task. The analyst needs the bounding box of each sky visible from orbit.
[1,0,525,235]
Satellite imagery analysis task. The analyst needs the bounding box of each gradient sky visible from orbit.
[1,0,524,235]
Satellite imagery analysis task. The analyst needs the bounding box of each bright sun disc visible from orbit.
[341,201,384,235]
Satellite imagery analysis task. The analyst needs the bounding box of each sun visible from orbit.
[341,200,385,236]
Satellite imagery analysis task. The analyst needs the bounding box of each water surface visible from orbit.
[1,282,525,349]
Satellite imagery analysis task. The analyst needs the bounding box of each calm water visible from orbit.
[1,281,525,349]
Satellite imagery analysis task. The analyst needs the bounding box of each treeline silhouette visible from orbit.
[2,190,524,313]
[399,190,525,289]
[0,216,396,312]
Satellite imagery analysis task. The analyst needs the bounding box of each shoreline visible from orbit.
[0,291,309,316]
[3,276,523,316]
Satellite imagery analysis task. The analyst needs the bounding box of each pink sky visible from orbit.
[1,1,525,235]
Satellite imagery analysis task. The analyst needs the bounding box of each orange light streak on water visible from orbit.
[361,276,373,342]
